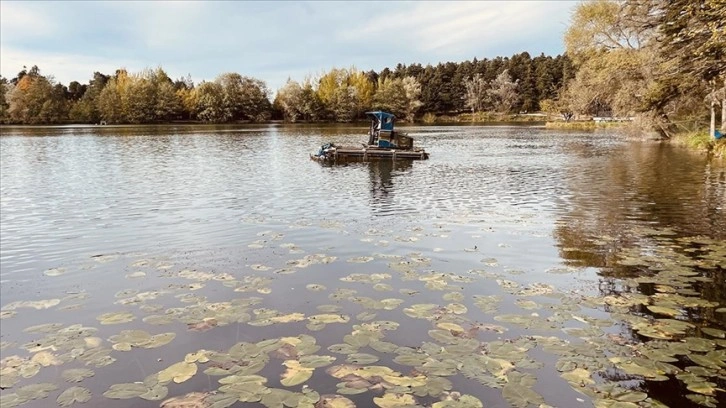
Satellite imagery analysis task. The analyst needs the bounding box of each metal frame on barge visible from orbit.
[311,111,429,163]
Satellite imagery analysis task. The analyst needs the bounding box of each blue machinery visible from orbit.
[312,111,428,162]
[366,111,414,149]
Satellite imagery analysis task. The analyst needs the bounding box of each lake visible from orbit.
[0,124,724,408]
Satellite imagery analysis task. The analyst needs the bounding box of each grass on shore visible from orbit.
[422,112,547,124]
[671,131,726,158]
[544,121,627,130]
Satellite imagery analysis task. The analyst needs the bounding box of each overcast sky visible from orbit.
[0,1,576,92]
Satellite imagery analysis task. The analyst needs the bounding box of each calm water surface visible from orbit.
[0,124,724,408]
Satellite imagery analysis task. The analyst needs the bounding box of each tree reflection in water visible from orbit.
[552,142,726,407]
[366,160,413,216]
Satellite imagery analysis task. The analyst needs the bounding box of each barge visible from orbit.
[311,111,429,163]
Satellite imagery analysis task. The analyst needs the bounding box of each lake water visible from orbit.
[0,124,724,408]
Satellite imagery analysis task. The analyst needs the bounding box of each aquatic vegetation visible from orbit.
[0,224,724,408]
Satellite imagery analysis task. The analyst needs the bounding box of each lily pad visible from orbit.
[158,361,198,384]
[103,383,148,399]
[96,312,135,325]
[316,395,356,408]
[280,360,314,386]
[57,386,91,407]
[61,368,95,383]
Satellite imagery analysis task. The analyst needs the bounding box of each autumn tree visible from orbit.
[195,81,226,122]
[69,72,108,123]
[298,81,324,121]
[275,79,303,122]
[0,76,10,123]
[463,74,488,113]
[372,77,407,120]
[401,76,423,121]
[487,70,519,113]
[6,66,66,124]
[216,73,271,122]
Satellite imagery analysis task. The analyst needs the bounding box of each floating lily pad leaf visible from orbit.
[158,361,197,384]
[316,394,356,408]
[97,312,135,325]
[17,383,58,400]
[687,354,724,370]
[3,299,61,310]
[373,393,416,408]
[472,296,501,314]
[687,381,723,396]
[428,330,458,344]
[31,351,63,367]
[501,383,544,408]
[560,368,594,386]
[280,360,314,387]
[160,392,210,408]
[647,305,682,317]
[308,314,350,324]
[146,333,176,348]
[682,337,715,352]
[611,390,648,403]
[515,300,539,310]
[0,393,22,408]
[317,304,342,313]
[299,355,336,369]
[0,310,16,319]
[404,304,438,319]
[446,303,467,314]
[62,368,95,383]
[701,327,725,338]
[436,322,465,334]
[57,386,91,407]
[44,268,66,277]
[356,311,377,321]
[270,313,306,323]
[260,389,298,408]
[370,341,399,353]
[347,256,374,263]
[393,354,429,366]
[337,383,369,395]
[24,323,65,333]
[103,383,148,399]
[140,384,168,401]
[188,318,218,332]
[306,284,327,291]
[432,394,483,408]
[346,353,379,364]
[125,272,146,279]
[685,394,718,407]
[373,283,393,292]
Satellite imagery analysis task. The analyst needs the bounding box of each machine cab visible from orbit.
[366,111,413,149]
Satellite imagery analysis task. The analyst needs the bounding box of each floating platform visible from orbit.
[310,145,429,163]
[310,111,429,163]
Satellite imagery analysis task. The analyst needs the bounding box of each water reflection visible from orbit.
[2,125,725,408]
[367,160,413,216]
[553,141,726,408]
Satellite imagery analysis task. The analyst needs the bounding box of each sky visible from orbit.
[0,1,577,92]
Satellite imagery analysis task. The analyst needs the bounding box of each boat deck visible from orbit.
[311,145,428,162]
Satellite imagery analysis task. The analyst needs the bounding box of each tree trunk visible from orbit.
[711,100,716,139]
[722,77,725,132]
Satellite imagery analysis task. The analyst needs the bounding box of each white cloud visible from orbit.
[0,1,58,39]
[339,1,574,55]
[0,1,576,86]
[0,46,142,84]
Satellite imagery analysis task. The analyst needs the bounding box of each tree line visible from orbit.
[556,0,724,137]
[1,0,721,136]
[0,52,572,125]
